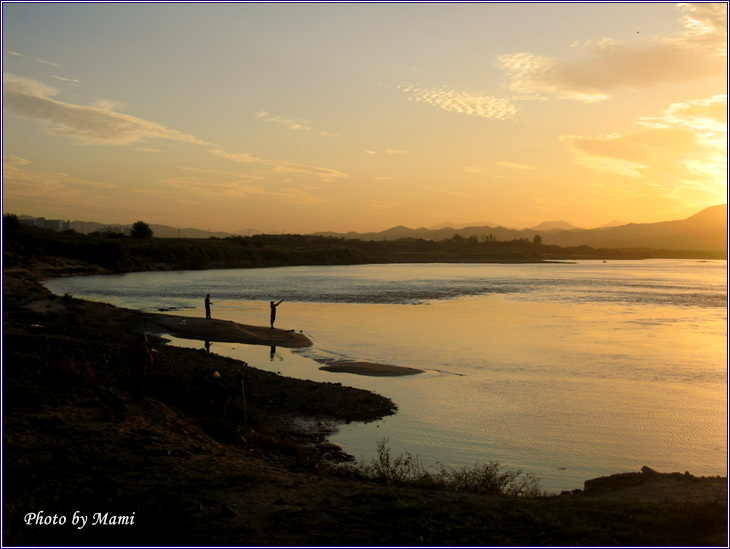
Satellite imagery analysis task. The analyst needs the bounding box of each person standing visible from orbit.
[130,333,154,400]
[269,300,283,329]
[205,294,212,319]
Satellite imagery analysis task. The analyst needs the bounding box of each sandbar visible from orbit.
[142,314,312,348]
[320,361,424,377]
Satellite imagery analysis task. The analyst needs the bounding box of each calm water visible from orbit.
[44,260,728,493]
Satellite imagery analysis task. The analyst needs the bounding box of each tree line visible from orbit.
[10,213,719,275]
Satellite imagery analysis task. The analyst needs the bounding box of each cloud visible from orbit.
[255,111,311,131]
[2,162,118,211]
[166,175,267,199]
[366,149,409,155]
[3,73,211,145]
[495,162,535,170]
[368,201,400,215]
[50,75,82,86]
[166,171,328,205]
[398,83,518,119]
[255,111,341,137]
[90,99,125,111]
[3,154,32,166]
[562,95,727,189]
[33,57,62,67]
[465,161,534,173]
[498,3,727,102]
[268,188,330,205]
[211,148,348,182]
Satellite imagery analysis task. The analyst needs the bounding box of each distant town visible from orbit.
[18,216,131,236]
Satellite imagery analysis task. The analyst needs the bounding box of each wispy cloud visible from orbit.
[167,171,328,205]
[399,83,518,119]
[562,95,727,190]
[2,161,118,211]
[32,57,62,67]
[366,149,409,155]
[465,161,534,173]
[3,73,210,145]
[427,186,476,198]
[211,148,348,182]
[50,75,82,86]
[498,3,726,102]
[368,201,400,215]
[3,154,32,166]
[255,111,340,137]
[268,188,330,205]
[166,175,267,199]
[255,111,311,131]
[495,162,535,170]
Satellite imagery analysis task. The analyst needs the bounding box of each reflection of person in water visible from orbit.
[204,340,211,353]
[204,294,212,319]
[270,346,276,360]
[269,300,283,329]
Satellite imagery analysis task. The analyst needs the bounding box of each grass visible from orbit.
[337,438,545,497]
[332,440,726,545]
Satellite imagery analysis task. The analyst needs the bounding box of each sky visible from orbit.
[2,2,727,234]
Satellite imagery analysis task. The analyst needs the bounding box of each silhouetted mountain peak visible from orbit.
[530,220,582,231]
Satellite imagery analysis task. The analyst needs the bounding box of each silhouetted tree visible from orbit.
[3,213,20,232]
[131,221,153,239]
[533,234,542,245]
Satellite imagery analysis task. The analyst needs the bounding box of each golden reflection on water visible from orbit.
[47,260,727,493]
[186,289,726,493]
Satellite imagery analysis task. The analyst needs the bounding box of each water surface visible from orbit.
[44,260,727,493]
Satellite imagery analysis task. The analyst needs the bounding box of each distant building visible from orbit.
[43,219,70,231]
[19,217,70,232]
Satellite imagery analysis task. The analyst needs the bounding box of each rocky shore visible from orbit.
[2,257,727,546]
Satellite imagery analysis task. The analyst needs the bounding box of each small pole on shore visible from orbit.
[241,377,248,424]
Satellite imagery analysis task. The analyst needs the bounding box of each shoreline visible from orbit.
[3,258,727,546]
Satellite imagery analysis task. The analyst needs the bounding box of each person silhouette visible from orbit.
[204,294,212,319]
[269,300,283,329]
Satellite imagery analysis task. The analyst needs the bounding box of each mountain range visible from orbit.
[20,204,727,252]
[320,204,727,252]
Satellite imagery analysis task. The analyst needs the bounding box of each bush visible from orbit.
[338,439,544,497]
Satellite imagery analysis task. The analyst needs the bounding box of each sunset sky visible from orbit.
[2,2,727,234]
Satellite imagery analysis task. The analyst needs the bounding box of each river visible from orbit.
[43,259,728,493]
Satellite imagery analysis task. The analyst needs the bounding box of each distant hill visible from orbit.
[529,221,582,232]
[15,204,726,252]
[429,220,499,230]
[324,205,727,252]
[542,205,727,251]
[66,220,235,239]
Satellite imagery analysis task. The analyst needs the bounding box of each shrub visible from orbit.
[338,439,544,497]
